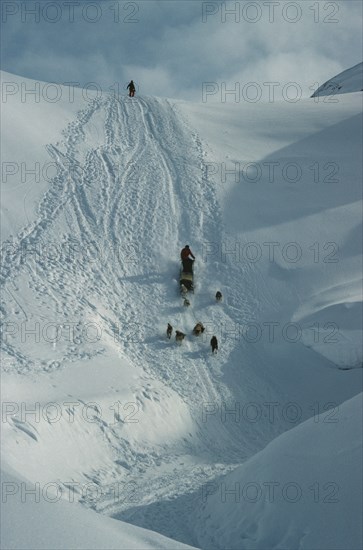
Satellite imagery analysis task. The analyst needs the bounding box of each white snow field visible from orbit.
[1,68,362,549]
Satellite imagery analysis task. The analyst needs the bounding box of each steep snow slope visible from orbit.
[311,61,363,97]
[1,71,98,241]
[193,393,363,550]
[179,93,362,370]
[1,71,362,549]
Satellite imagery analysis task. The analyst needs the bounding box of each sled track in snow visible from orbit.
[1,94,260,526]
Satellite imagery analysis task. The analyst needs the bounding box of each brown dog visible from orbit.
[193,322,205,336]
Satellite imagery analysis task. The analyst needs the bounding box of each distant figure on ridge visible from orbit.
[127,80,136,97]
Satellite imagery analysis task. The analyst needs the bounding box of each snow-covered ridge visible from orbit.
[311,61,363,97]
[1,70,362,549]
[1,465,197,550]
[194,393,363,550]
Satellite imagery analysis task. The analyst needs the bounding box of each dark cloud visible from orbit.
[1,1,362,100]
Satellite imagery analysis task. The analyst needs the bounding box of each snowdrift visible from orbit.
[1,465,197,550]
[194,393,363,550]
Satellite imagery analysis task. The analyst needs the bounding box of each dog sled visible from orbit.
[180,258,194,293]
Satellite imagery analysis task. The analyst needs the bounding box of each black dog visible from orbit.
[215,291,222,302]
[167,323,173,339]
[211,335,218,354]
[175,330,186,344]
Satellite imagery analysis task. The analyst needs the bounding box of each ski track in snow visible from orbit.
[1,94,265,531]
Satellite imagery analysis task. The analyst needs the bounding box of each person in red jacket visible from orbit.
[180,245,195,273]
[181,245,195,261]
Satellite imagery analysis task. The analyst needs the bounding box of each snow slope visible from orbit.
[311,61,363,97]
[179,92,363,370]
[194,393,363,550]
[1,71,96,241]
[1,70,362,549]
[1,465,196,550]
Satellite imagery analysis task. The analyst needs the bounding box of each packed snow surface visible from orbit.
[1,69,362,549]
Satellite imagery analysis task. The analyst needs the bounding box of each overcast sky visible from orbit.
[1,0,362,100]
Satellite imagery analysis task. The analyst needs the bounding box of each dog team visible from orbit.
[167,290,222,354]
